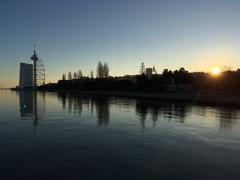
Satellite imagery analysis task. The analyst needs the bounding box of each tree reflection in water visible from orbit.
[218,108,239,131]
[94,97,110,126]
[135,100,189,129]
[57,93,110,126]
[56,92,240,130]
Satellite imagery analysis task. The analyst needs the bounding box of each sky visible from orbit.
[0,0,240,87]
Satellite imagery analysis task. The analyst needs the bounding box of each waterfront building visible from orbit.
[19,63,33,89]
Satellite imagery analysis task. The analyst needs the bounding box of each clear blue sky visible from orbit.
[1,0,240,87]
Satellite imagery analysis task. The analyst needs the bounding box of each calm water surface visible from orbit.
[0,90,240,180]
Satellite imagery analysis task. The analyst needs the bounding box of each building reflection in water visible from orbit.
[19,91,45,129]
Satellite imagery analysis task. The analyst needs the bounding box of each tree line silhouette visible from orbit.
[40,62,240,94]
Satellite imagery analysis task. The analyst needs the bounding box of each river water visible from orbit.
[0,90,240,180]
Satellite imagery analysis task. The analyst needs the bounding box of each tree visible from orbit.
[153,66,157,74]
[73,72,77,79]
[62,73,66,81]
[162,69,173,84]
[90,70,94,79]
[97,61,110,78]
[103,63,109,78]
[97,61,103,78]
[68,71,72,80]
[173,67,191,84]
[139,62,145,74]
[78,70,82,79]
[179,67,187,73]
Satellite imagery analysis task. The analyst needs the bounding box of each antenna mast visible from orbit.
[30,44,45,89]
[31,44,38,89]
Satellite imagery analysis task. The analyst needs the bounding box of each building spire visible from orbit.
[34,43,36,54]
[31,43,38,89]
[31,43,38,61]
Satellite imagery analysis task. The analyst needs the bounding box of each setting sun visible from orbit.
[210,67,221,76]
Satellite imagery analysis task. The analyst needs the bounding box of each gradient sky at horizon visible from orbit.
[1,0,240,87]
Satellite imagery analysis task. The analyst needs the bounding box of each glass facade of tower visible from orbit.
[19,63,33,88]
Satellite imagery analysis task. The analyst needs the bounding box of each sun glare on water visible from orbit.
[211,67,221,76]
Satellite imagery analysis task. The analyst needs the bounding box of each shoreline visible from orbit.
[39,89,240,107]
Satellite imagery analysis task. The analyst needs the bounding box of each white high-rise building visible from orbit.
[19,63,33,89]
